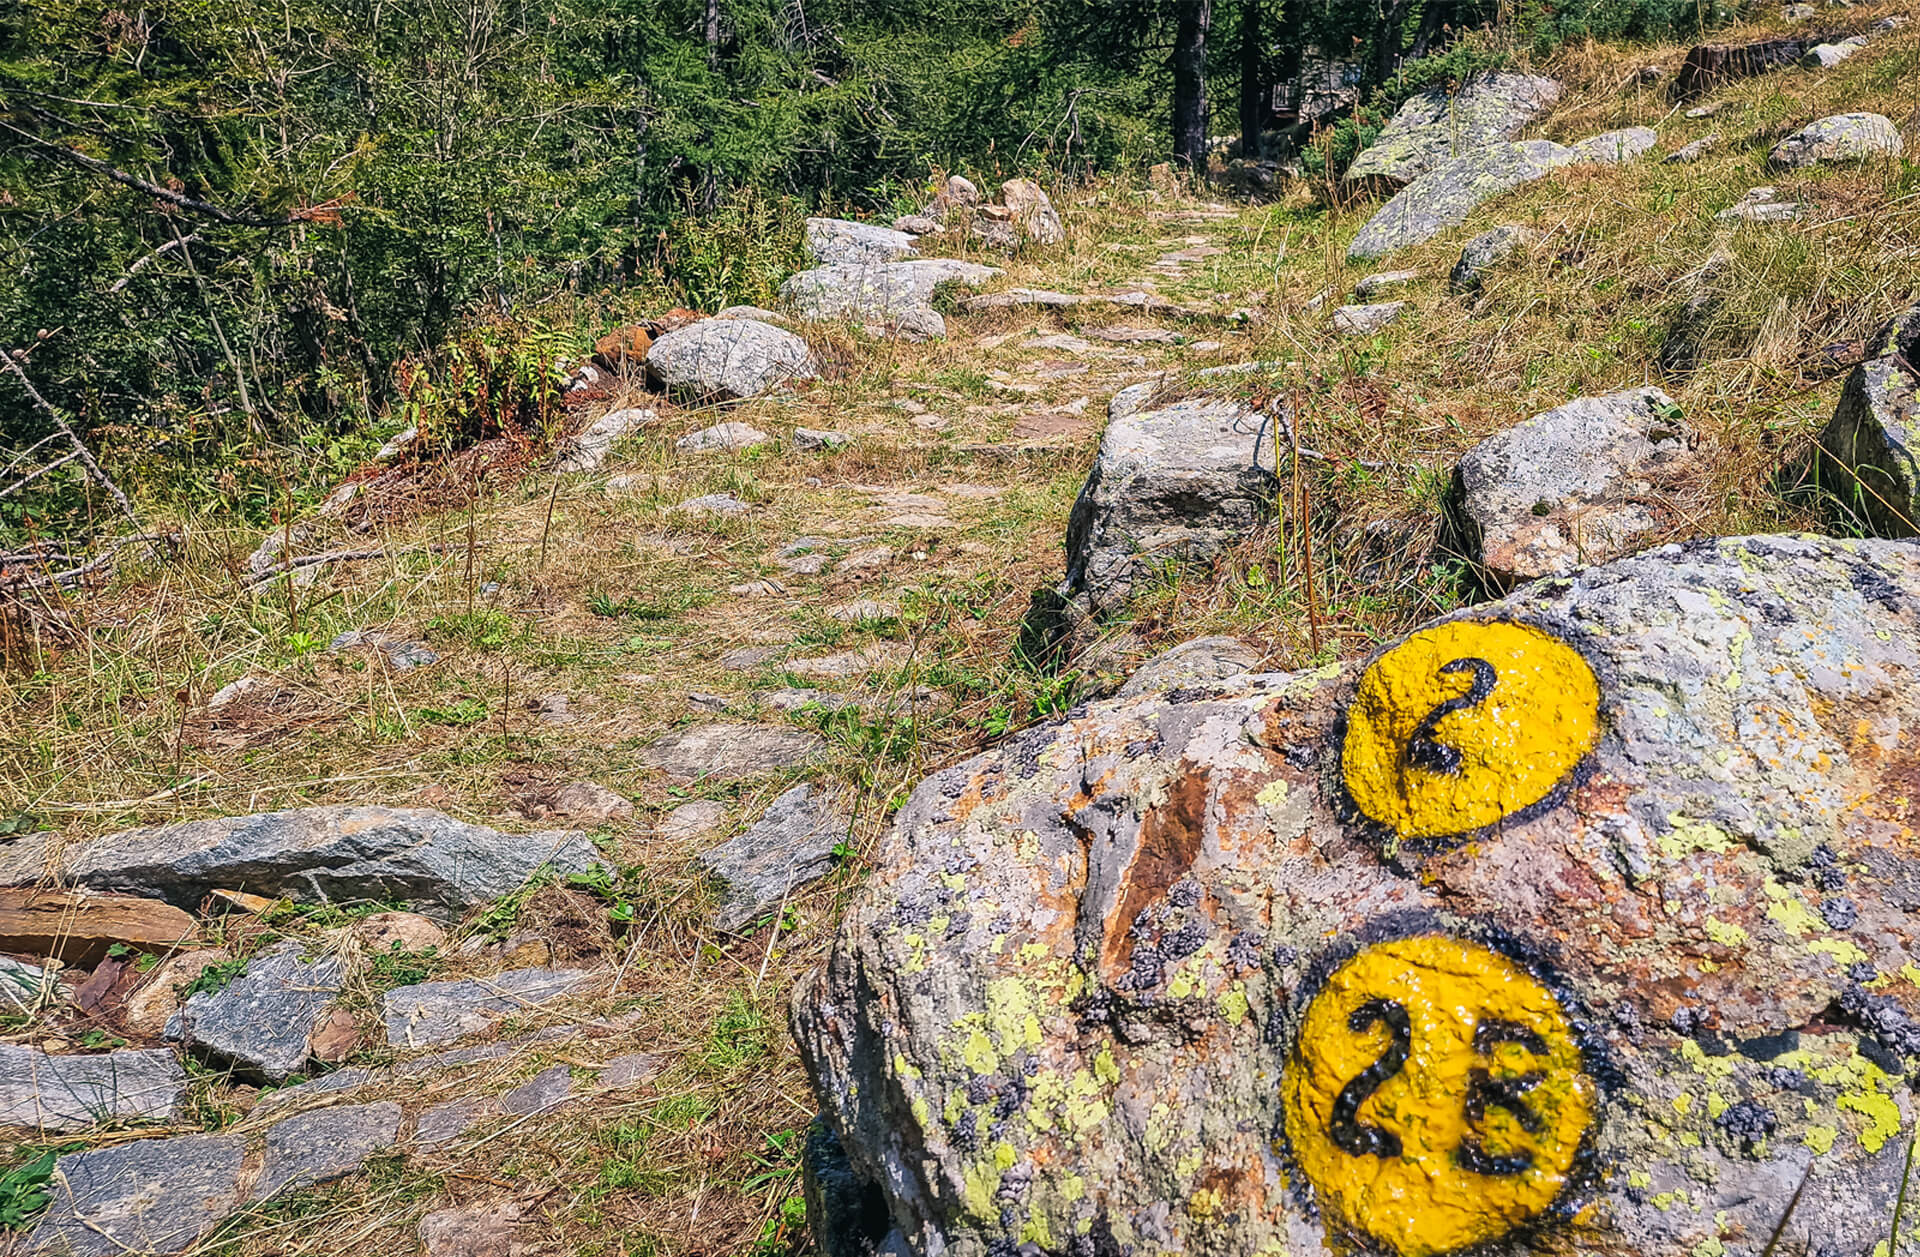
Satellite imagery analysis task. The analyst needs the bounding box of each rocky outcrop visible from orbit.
[793,533,1920,1257]
[1345,72,1561,192]
[1814,303,1920,537]
[0,1046,187,1132]
[780,258,1001,341]
[1770,112,1904,168]
[698,785,848,932]
[1672,35,1825,98]
[1115,636,1261,698]
[805,218,919,267]
[1348,140,1573,261]
[0,806,599,915]
[1059,392,1280,620]
[1568,126,1658,165]
[646,319,815,401]
[1450,223,1534,294]
[1445,385,1693,588]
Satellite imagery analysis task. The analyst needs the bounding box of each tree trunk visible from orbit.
[1373,0,1412,85]
[1172,0,1213,170]
[705,0,721,69]
[1238,0,1262,157]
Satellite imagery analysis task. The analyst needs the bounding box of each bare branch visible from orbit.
[0,350,139,522]
[0,119,298,228]
[106,233,202,294]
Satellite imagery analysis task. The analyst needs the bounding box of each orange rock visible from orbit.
[593,325,652,367]
[308,1007,361,1062]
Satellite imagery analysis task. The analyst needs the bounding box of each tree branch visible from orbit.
[0,350,139,523]
[106,233,201,294]
[0,119,298,228]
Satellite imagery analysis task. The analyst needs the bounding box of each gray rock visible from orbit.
[541,781,632,827]
[413,1095,491,1145]
[789,644,906,680]
[418,1202,524,1257]
[0,956,51,1013]
[554,407,655,473]
[1331,301,1407,336]
[659,799,729,842]
[1801,35,1868,67]
[761,688,851,713]
[794,427,854,451]
[1353,269,1420,299]
[1116,636,1263,698]
[1348,140,1574,261]
[1446,385,1692,587]
[382,967,591,1048]
[1814,303,1920,538]
[26,1134,246,1256]
[780,259,1001,341]
[675,492,750,516]
[597,1053,663,1088]
[649,320,813,402]
[793,534,1920,1257]
[805,218,919,267]
[714,304,789,324]
[1345,71,1561,191]
[1783,2,1815,17]
[0,1047,186,1132]
[699,785,847,932]
[998,178,1064,245]
[373,426,417,464]
[719,645,784,670]
[1663,132,1721,163]
[0,805,599,914]
[892,214,941,235]
[392,1041,515,1079]
[1060,395,1279,618]
[255,1066,376,1115]
[1449,222,1535,294]
[384,639,438,670]
[1568,126,1659,164]
[1770,112,1904,168]
[1716,186,1803,223]
[167,941,342,1082]
[254,1101,403,1198]
[499,1064,572,1116]
[676,421,771,452]
[640,723,825,779]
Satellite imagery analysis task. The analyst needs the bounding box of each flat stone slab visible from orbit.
[414,1095,492,1146]
[26,1133,246,1256]
[419,1202,524,1257]
[383,967,592,1048]
[254,1101,403,1198]
[0,805,599,914]
[698,785,848,932]
[0,1047,187,1133]
[167,941,342,1082]
[676,421,772,452]
[499,1064,572,1116]
[1349,140,1574,261]
[1116,636,1263,699]
[1568,126,1658,165]
[640,723,826,780]
[781,258,1001,341]
[806,217,919,266]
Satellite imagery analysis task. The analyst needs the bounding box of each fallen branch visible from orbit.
[239,540,515,589]
[0,351,138,522]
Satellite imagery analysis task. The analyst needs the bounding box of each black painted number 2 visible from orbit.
[1328,1000,1548,1177]
[1404,657,1498,775]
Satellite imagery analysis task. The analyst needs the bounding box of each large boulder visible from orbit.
[806,217,919,267]
[780,258,1002,341]
[1769,112,1904,168]
[1059,393,1280,620]
[1348,140,1574,261]
[1444,386,1692,588]
[1345,72,1561,192]
[0,806,599,915]
[646,318,815,402]
[793,533,1920,1257]
[1814,303,1920,537]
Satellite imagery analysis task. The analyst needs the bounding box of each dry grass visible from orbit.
[2,4,1918,1250]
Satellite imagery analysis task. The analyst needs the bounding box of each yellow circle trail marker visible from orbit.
[1283,935,1597,1257]
[1341,620,1600,842]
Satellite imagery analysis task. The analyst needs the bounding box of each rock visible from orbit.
[789,644,906,680]
[0,806,599,915]
[1347,140,1574,261]
[1332,301,1407,337]
[836,546,893,573]
[1115,636,1262,698]
[0,1046,186,1132]
[802,1117,893,1257]
[1658,247,1735,374]
[762,688,851,713]
[307,1008,359,1062]
[1353,270,1420,299]
[0,956,51,1013]
[1060,395,1279,619]
[529,692,573,725]
[414,1095,490,1146]
[780,259,1002,341]
[794,427,854,451]
[1802,35,1868,67]
[792,534,1920,1257]
[1783,2,1815,16]
[675,492,750,516]
[593,324,652,367]
[206,675,264,710]
[698,785,848,931]
[541,781,634,827]
[419,1202,525,1257]
[828,599,896,622]
[1672,35,1822,97]
[1445,385,1692,588]
[997,178,1064,245]
[25,1134,245,1256]
[120,950,231,1038]
[720,645,784,670]
[499,1063,572,1116]
[1770,112,1903,168]
[640,723,826,780]
[648,320,814,402]
[383,967,591,1048]
[1449,223,1534,294]
[1814,303,1920,538]
[714,304,788,324]
[254,1101,403,1198]
[373,426,417,464]
[554,407,655,473]
[1568,126,1659,165]
[806,218,919,267]
[659,799,728,842]
[1663,133,1720,163]
[384,639,438,670]
[1344,71,1562,191]
[167,940,343,1082]
[1716,186,1803,223]
[942,174,980,206]
[255,1065,377,1116]
[597,1053,663,1088]
[892,214,941,235]
[351,912,447,954]
[0,889,197,967]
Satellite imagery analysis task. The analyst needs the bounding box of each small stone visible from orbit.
[805,217,919,267]
[640,723,826,779]
[676,422,771,453]
[659,800,728,843]
[373,426,417,464]
[1782,2,1814,17]
[1814,303,1920,538]
[1770,112,1903,168]
[688,692,731,713]
[255,1066,377,1115]
[1450,224,1535,295]
[385,640,439,671]
[419,1202,525,1257]
[720,645,783,670]
[254,1101,403,1198]
[554,407,655,473]
[829,599,898,622]
[1716,187,1802,223]
[206,676,264,711]
[893,397,928,415]
[0,956,51,1013]
[24,1134,245,1257]
[597,1052,663,1088]
[414,1095,492,1146]
[836,546,893,573]
[0,1046,186,1132]
[892,214,941,235]
[788,643,908,680]
[762,688,851,713]
[794,427,854,451]
[1332,302,1407,336]
[499,1064,572,1116]
[543,781,634,826]
[1567,126,1658,165]
[998,178,1064,245]
[308,1008,360,1062]
[675,492,750,517]
[1800,35,1868,68]
[530,692,573,725]
[352,912,447,954]
[1664,133,1720,163]
[730,579,787,597]
[1353,270,1420,299]
[699,785,849,931]
[120,950,232,1038]
[1022,334,1093,353]
[382,968,592,1048]
[168,941,343,1082]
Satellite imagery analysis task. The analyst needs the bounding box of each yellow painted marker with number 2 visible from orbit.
[1342,620,1601,842]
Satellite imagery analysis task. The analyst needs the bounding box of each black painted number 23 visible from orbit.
[1330,1000,1549,1177]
